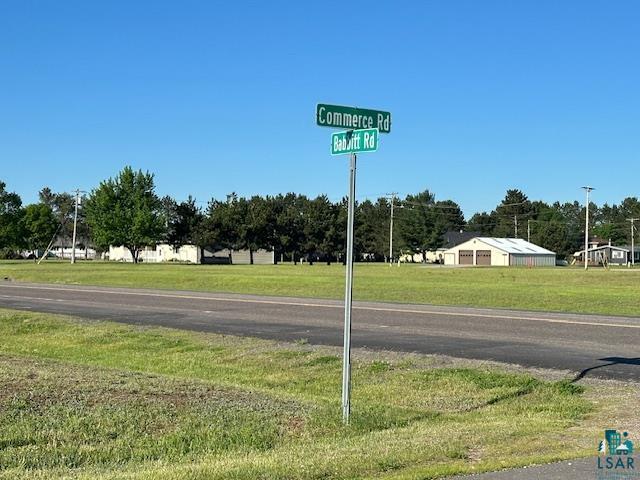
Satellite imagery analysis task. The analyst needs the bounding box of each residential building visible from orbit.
[107,245,275,265]
[572,244,629,266]
[443,237,556,267]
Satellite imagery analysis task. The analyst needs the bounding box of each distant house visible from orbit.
[572,244,629,266]
[108,244,201,263]
[34,234,97,260]
[443,237,556,266]
[50,246,97,260]
[429,230,482,263]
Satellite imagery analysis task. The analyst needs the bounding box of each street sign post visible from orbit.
[316,103,391,426]
[317,104,391,133]
[331,128,378,156]
[341,151,356,424]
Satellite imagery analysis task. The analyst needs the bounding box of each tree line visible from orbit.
[1,167,639,262]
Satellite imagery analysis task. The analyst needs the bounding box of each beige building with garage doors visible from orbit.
[443,237,556,267]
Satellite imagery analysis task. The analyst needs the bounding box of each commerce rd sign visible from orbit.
[317,104,391,133]
[331,128,378,155]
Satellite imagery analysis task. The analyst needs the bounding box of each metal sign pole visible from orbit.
[318,103,390,424]
[342,151,356,424]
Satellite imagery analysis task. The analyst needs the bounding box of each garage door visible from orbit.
[459,250,473,265]
[476,250,491,266]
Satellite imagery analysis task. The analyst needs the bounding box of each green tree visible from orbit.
[467,212,494,235]
[22,203,58,252]
[619,197,640,219]
[167,196,203,248]
[195,200,224,255]
[397,191,464,260]
[159,195,178,243]
[523,201,584,259]
[431,200,465,242]
[356,198,390,261]
[618,197,640,248]
[0,181,24,256]
[329,198,348,264]
[303,195,335,264]
[85,167,164,263]
[39,188,75,250]
[201,194,275,264]
[397,190,437,261]
[491,189,533,238]
[272,193,306,264]
[244,195,274,264]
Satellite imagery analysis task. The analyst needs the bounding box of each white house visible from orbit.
[443,237,556,267]
[108,244,201,263]
[107,245,275,265]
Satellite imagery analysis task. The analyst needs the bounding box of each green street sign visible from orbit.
[331,128,379,156]
[317,104,391,133]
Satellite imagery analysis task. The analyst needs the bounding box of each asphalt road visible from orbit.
[449,459,597,480]
[1,281,639,381]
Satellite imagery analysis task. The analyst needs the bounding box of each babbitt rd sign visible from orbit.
[316,104,391,133]
[331,128,379,155]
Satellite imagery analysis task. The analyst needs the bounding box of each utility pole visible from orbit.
[387,192,397,265]
[71,189,80,264]
[527,219,531,243]
[582,186,595,270]
[628,218,638,267]
[514,215,518,238]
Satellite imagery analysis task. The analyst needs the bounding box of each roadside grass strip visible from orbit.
[0,308,620,479]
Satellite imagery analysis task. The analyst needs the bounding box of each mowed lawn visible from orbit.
[2,261,640,316]
[0,308,628,480]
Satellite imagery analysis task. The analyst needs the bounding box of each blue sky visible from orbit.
[1,1,638,217]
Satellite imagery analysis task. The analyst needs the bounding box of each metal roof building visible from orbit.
[443,237,556,267]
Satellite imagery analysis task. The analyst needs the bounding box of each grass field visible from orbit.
[2,308,633,479]
[2,261,640,316]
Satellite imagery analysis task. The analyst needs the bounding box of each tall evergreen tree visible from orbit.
[244,195,274,264]
[302,195,334,263]
[273,193,306,263]
[491,189,533,238]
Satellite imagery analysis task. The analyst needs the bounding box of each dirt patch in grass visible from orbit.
[0,354,308,473]
[0,355,299,412]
